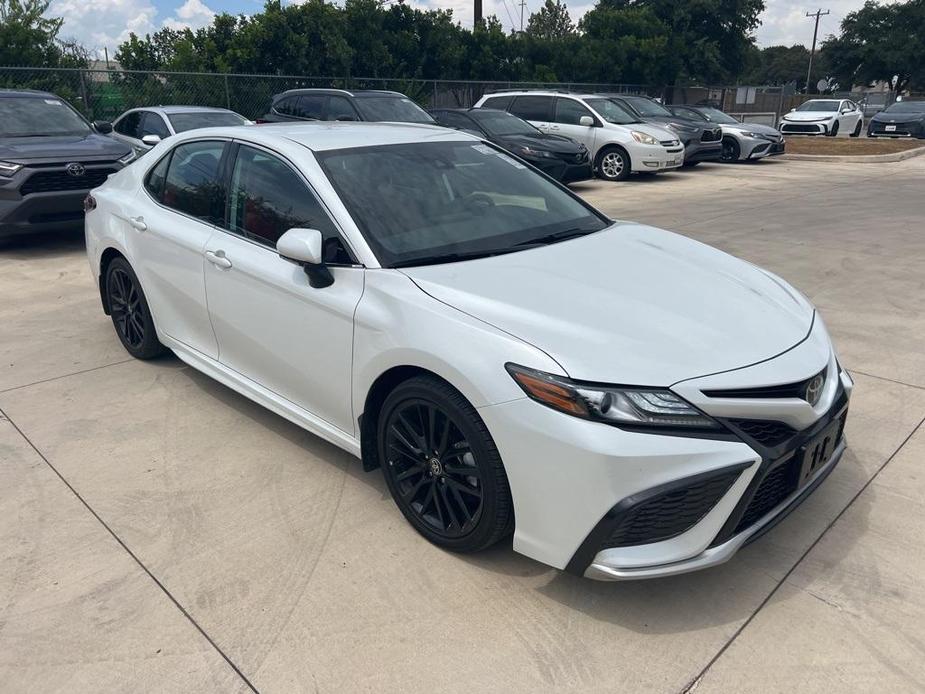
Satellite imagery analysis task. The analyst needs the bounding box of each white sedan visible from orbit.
[85,123,853,580]
[779,98,864,137]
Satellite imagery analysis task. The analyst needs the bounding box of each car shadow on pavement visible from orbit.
[0,229,86,258]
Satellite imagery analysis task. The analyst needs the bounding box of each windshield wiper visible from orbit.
[514,227,597,247]
[391,247,523,268]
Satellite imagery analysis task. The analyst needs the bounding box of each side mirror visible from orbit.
[789,107,796,112]
[579,115,595,127]
[277,227,334,288]
[141,134,161,147]
[93,120,113,134]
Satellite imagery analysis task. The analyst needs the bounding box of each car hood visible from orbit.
[641,116,708,137]
[402,223,813,386]
[608,120,678,141]
[0,132,131,163]
[494,133,582,154]
[782,111,836,122]
[724,122,782,137]
[871,111,925,123]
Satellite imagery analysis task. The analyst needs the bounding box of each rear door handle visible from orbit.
[129,215,147,231]
[205,250,232,269]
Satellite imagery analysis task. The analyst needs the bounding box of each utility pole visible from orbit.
[805,8,830,92]
[519,0,527,32]
[474,0,482,26]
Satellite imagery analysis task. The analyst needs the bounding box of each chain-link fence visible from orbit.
[0,66,910,125]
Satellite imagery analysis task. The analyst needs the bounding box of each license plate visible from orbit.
[797,421,841,487]
[885,125,897,131]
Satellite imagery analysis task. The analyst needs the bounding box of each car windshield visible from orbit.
[797,100,840,112]
[471,110,539,136]
[168,111,248,132]
[317,141,609,267]
[694,107,739,124]
[354,97,435,123]
[0,96,91,137]
[583,99,637,124]
[621,96,672,117]
[883,101,925,114]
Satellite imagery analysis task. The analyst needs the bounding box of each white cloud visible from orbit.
[162,0,216,30]
[50,0,158,54]
[754,0,851,47]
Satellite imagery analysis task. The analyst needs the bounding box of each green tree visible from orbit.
[823,0,925,93]
[0,0,65,66]
[526,0,576,40]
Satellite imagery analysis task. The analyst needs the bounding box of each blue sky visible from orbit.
[50,0,858,59]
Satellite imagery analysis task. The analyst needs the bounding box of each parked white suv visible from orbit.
[474,91,684,181]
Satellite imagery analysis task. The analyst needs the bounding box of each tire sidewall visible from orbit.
[105,257,163,359]
[721,137,740,162]
[596,146,631,181]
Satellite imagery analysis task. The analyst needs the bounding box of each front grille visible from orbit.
[781,123,820,133]
[20,168,116,196]
[728,418,796,447]
[704,368,825,400]
[733,458,799,533]
[701,128,722,142]
[660,139,680,147]
[601,469,742,548]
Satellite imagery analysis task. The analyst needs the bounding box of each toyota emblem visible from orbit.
[66,162,86,177]
[805,373,825,406]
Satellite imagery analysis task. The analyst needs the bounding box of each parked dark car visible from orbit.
[1,90,134,241]
[259,89,436,124]
[605,95,723,165]
[429,108,592,183]
[867,99,925,138]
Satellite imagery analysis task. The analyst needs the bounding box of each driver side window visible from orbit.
[554,98,594,125]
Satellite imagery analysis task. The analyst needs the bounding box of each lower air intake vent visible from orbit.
[729,419,796,447]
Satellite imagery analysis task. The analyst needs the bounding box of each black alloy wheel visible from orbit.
[378,376,513,552]
[106,257,166,359]
[851,120,862,137]
[721,137,741,162]
[827,120,840,137]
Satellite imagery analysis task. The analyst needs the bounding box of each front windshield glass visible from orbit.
[471,110,539,136]
[354,97,435,123]
[317,141,608,267]
[168,111,248,132]
[622,96,672,117]
[696,107,739,124]
[586,98,638,124]
[0,96,91,137]
[884,101,925,114]
[797,100,840,112]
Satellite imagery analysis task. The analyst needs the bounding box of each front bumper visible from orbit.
[479,316,852,579]
[682,139,723,163]
[630,143,685,172]
[529,156,593,183]
[779,121,831,135]
[868,121,924,138]
[742,136,786,159]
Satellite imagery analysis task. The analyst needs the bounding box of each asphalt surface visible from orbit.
[2,155,924,693]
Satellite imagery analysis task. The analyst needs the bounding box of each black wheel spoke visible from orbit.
[395,465,423,482]
[444,463,480,478]
[438,484,461,529]
[445,477,481,499]
[449,483,472,522]
[401,475,427,501]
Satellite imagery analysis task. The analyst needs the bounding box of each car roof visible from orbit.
[151,105,241,115]
[181,121,471,152]
[0,89,58,98]
[276,89,407,99]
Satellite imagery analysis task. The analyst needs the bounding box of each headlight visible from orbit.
[506,364,721,430]
[631,131,659,145]
[517,146,554,159]
[741,131,764,139]
[0,160,23,177]
[118,150,137,165]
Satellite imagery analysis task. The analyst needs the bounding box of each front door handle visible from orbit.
[205,250,232,269]
[129,215,147,231]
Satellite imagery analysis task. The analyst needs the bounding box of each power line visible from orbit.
[805,8,830,92]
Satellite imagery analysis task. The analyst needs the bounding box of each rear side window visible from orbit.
[115,111,142,138]
[226,145,350,262]
[144,152,171,200]
[435,111,481,133]
[510,96,553,122]
[481,95,512,110]
[161,140,226,224]
[296,95,326,120]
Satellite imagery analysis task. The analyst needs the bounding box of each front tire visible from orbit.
[378,376,514,553]
[850,119,862,137]
[105,257,166,359]
[827,120,840,137]
[721,137,741,162]
[595,146,631,181]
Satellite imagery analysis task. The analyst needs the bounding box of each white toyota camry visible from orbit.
[85,123,853,580]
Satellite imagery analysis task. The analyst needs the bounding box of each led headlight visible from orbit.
[0,160,23,177]
[631,131,659,145]
[506,364,721,430]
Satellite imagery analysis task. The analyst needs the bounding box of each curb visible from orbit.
[780,145,925,163]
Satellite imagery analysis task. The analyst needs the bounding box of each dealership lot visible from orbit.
[2,156,925,693]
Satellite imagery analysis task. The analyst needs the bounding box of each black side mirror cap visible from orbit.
[93,120,113,134]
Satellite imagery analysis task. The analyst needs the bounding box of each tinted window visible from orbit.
[168,111,248,132]
[510,96,553,121]
[481,96,513,110]
[140,112,170,138]
[273,96,300,116]
[144,152,171,200]
[227,145,348,262]
[296,95,326,120]
[470,110,539,136]
[353,96,434,123]
[327,96,358,121]
[115,111,142,138]
[162,141,226,224]
[585,99,639,125]
[0,96,91,137]
[435,111,482,133]
[619,96,673,117]
[884,100,925,113]
[554,98,594,125]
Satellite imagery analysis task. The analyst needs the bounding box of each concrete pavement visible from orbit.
[2,156,924,693]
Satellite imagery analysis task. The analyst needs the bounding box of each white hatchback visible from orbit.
[475,91,684,180]
[85,122,852,580]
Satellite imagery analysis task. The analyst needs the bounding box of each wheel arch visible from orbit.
[98,246,128,315]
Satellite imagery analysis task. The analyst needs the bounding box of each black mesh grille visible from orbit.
[729,418,797,447]
[602,469,742,548]
[782,124,820,133]
[734,459,799,533]
[20,168,116,195]
[704,368,825,400]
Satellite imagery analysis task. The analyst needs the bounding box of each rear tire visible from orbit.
[595,146,631,181]
[377,375,514,553]
[105,257,167,360]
